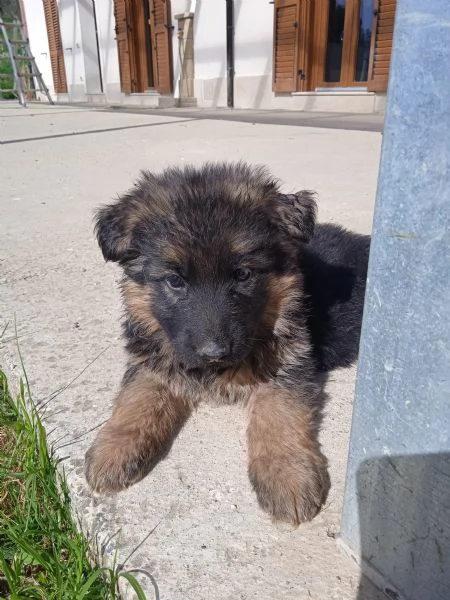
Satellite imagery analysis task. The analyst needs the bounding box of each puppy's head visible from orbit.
[96,163,316,371]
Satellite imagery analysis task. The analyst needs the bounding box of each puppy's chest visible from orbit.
[209,380,253,406]
[171,373,254,406]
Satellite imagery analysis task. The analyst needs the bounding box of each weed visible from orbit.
[0,367,148,599]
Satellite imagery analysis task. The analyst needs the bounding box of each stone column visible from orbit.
[175,12,196,107]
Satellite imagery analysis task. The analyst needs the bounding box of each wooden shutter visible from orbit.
[273,0,300,92]
[367,0,396,92]
[43,0,67,93]
[150,0,173,94]
[114,0,133,94]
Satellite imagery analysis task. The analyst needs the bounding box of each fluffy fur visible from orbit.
[85,162,370,525]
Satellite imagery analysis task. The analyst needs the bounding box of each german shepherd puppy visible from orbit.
[85,162,370,525]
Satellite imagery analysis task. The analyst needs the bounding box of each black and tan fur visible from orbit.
[85,162,370,525]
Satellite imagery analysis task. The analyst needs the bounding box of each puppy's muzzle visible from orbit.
[196,341,230,362]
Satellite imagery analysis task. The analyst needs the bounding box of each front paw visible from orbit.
[248,450,330,525]
[85,428,152,494]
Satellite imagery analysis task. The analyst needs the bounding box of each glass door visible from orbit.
[312,0,375,88]
[324,0,347,82]
[354,0,375,82]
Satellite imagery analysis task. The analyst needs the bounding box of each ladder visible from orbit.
[0,15,53,107]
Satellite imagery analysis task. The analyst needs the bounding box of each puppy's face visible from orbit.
[96,163,316,371]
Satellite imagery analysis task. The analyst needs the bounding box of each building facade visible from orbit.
[23,0,396,113]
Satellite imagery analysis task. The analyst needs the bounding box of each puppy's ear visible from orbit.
[275,191,317,243]
[94,196,136,263]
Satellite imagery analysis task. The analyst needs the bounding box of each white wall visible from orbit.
[23,0,277,109]
[93,0,121,101]
[24,0,121,103]
[192,0,275,108]
[193,0,227,106]
[233,0,275,108]
[22,0,55,99]
[194,0,226,80]
[24,0,102,101]
[234,0,273,77]
[58,0,87,100]
[78,0,102,95]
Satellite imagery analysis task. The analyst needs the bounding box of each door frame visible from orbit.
[116,0,173,94]
[310,0,376,89]
[129,0,154,91]
[272,0,312,93]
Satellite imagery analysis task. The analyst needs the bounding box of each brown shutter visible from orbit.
[368,0,396,92]
[150,0,173,94]
[43,0,67,93]
[114,0,133,94]
[273,0,300,93]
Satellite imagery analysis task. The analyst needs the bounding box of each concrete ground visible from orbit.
[1,102,384,600]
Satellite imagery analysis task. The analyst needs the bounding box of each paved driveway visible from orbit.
[1,102,383,600]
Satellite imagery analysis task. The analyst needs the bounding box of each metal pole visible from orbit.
[225,0,234,108]
[340,1,450,599]
[92,0,104,94]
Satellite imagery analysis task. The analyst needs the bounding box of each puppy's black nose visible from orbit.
[197,341,229,360]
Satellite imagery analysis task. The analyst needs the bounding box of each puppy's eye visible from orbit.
[234,267,252,282]
[166,274,185,290]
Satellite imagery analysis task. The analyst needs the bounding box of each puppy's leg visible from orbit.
[247,384,330,525]
[85,368,191,494]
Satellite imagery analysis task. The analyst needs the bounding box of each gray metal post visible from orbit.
[340,1,450,600]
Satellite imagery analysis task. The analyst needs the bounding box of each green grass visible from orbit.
[0,366,148,599]
[0,42,15,99]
